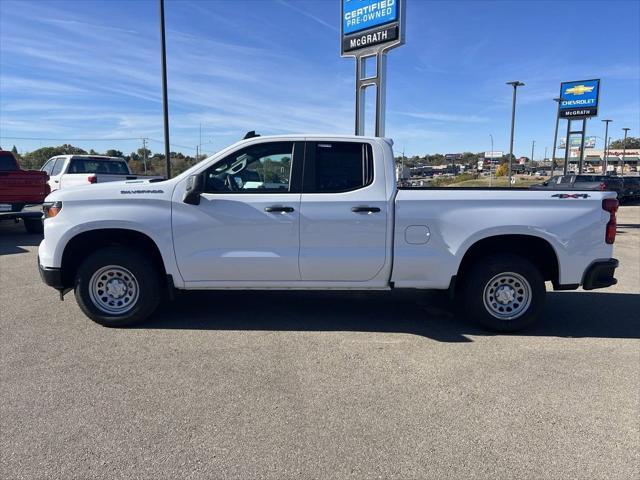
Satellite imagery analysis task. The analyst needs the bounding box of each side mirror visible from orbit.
[183,173,204,205]
[542,181,548,186]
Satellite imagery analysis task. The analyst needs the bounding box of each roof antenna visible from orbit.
[243,131,260,139]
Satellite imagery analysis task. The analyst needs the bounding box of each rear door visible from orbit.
[299,140,388,281]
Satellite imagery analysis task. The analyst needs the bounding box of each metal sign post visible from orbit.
[342,0,405,136]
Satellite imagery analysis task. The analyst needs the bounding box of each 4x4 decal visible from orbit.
[551,193,590,199]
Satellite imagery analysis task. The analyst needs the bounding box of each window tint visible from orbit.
[51,158,65,176]
[308,142,373,193]
[0,151,17,170]
[559,176,573,184]
[68,158,129,174]
[204,142,294,193]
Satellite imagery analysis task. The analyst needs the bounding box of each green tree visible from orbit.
[609,136,640,149]
[105,149,124,158]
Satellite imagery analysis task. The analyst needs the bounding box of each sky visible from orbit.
[1,0,639,158]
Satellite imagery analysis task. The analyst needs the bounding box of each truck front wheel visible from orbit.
[461,254,545,332]
[74,246,161,327]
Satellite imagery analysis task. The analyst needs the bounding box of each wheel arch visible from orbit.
[456,234,560,289]
[60,228,167,288]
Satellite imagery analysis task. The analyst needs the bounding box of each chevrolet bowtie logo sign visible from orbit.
[565,85,595,96]
[559,79,600,119]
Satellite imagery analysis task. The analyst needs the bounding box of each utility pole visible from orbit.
[507,81,525,186]
[531,140,535,165]
[551,97,561,175]
[489,133,494,187]
[601,119,612,174]
[159,0,171,178]
[142,138,148,173]
[621,127,630,177]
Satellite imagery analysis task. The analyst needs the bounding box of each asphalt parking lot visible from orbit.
[1,205,638,480]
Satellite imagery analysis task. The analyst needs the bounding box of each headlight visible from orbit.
[43,201,63,219]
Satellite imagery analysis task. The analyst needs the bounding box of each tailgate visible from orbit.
[0,170,49,203]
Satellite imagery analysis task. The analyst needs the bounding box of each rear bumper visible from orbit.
[582,258,618,290]
[38,256,64,290]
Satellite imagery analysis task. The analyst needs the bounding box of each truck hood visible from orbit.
[45,178,174,202]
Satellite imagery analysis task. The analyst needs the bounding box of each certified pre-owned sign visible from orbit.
[559,79,600,118]
[341,0,403,55]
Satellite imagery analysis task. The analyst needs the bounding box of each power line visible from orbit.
[0,136,143,141]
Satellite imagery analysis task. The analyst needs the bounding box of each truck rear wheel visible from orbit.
[74,246,161,327]
[461,254,545,332]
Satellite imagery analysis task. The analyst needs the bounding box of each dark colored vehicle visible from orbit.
[622,177,640,202]
[0,150,49,233]
[530,174,625,199]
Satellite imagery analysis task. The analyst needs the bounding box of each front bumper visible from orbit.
[582,258,618,290]
[38,256,64,290]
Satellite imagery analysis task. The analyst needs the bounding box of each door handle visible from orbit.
[265,206,294,213]
[54,180,59,183]
[351,206,381,213]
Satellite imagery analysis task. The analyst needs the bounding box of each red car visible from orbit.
[0,150,50,211]
[0,150,49,233]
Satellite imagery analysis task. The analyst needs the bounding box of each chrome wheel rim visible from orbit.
[483,272,531,321]
[89,265,139,315]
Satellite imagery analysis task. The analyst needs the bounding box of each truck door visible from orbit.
[173,141,303,282]
[299,141,388,281]
[48,157,66,191]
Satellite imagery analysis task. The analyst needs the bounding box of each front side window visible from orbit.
[41,158,55,175]
[306,142,373,193]
[203,142,294,193]
[51,158,65,176]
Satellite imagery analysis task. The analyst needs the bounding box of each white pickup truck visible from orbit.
[40,154,162,191]
[38,135,619,331]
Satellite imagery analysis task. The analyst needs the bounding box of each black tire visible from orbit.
[23,217,43,234]
[74,246,161,327]
[461,254,545,332]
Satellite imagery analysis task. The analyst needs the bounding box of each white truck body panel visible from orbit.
[39,135,616,293]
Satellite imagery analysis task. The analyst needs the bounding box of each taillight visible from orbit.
[88,175,97,184]
[602,198,618,244]
[43,201,63,219]
[599,182,606,191]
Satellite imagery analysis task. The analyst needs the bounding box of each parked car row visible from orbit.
[530,174,640,202]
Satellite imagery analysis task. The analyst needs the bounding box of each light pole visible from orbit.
[601,119,612,174]
[551,97,561,174]
[159,0,171,178]
[621,127,630,176]
[507,81,525,185]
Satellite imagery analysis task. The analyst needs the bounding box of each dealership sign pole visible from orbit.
[341,0,406,137]
[558,79,600,174]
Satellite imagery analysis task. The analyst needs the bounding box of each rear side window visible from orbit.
[305,142,373,193]
[68,158,129,174]
[559,176,573,184]
[0,151,17,170]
